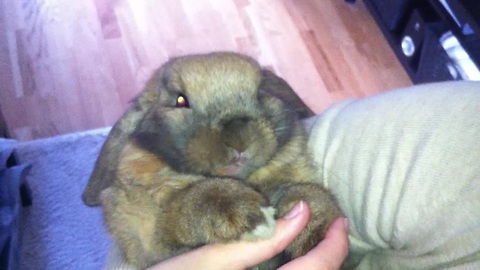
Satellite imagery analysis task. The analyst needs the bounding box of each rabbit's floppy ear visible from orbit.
[82,72,162,206]
[259,69,315,119]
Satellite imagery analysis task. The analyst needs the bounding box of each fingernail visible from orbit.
[283,201,304,219]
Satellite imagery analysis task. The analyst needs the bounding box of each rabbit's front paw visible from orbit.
[272,183,341,258]
[186,179,275,243]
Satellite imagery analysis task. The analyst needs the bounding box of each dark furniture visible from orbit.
[349,0,480,83]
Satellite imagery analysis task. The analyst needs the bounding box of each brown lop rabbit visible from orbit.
[82,52,342,269]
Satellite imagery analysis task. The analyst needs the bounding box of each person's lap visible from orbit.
[308,81,480,269]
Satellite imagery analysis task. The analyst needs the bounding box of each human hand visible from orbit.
[147,201,349,270]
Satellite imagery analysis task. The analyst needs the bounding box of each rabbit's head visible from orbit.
[132,52,308,179]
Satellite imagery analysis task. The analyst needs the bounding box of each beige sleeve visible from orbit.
[308,81,480,269]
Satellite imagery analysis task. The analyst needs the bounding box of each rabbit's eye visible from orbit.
[175,94,190,108]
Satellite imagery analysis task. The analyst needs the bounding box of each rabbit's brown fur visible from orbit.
[83,52,341,269]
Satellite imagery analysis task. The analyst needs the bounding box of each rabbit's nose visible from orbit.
[231,148,247,164]
[216,147,248,178]
[223,137,248,154]
[222,143,247,160]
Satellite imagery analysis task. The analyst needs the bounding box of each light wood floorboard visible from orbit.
[0,0,411,141]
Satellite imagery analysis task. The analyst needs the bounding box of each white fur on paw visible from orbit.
[241,206,276,241]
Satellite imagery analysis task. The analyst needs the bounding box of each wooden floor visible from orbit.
[0,0,411,141]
